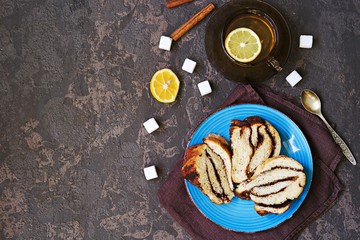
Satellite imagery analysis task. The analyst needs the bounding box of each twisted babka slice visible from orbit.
[230,116,281,184]
[182,134,234,204]
[235,156,306,215]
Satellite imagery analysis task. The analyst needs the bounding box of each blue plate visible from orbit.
[185,104,313,232]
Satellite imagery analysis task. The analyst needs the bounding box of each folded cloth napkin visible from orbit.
[157,84,342,240]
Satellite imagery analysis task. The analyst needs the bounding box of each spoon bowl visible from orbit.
[300,89,322,115]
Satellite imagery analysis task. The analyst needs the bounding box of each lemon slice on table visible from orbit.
[225,27,262,63]
[150,68,180,103]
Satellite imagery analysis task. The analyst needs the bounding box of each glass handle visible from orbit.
[266,56,282,72]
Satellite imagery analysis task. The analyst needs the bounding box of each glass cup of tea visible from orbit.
[222,9,282,72]
[204,0,291,83]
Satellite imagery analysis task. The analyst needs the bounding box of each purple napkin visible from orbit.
[157,84,342,240]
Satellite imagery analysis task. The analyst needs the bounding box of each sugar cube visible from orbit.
[198,80,212,96]
[299,35,313,48]
[159,36,173,51]
[143,118,159,134]
[182,58,197,73]
[144,165,158,180]
[286,70,302,87]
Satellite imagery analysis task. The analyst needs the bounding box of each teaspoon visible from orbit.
[300,89,356,165]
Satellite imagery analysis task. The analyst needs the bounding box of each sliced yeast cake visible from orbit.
[204,134,234,191]
[230,116,281,185]
[236,156,306,215]
[182,134,234,204]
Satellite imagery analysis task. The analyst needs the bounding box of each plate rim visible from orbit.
[184,103,313,232]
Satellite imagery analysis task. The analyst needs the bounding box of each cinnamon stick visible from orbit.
[166,0,194,9]
[170,3,216,41]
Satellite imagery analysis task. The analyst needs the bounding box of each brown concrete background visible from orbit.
[0,0,359,239]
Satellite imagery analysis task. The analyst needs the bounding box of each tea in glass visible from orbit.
[223,10,277,64]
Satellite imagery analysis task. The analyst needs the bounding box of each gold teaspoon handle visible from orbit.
[319,115,357,165]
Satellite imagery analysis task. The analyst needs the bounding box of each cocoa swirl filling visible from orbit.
[255,176,299,188]
[264,124,275,157]
[206,151,229,201]
[256,200,291,208]
[251,186,288,197]
[258,167,304,177]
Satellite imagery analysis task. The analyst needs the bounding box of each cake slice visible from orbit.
[248,124,273,176]
[182,135,234,204]
[205,145,234,203]
[235,156,306,215]
[182,144,224,204]
[230,120,253,183]
[204,134,233,191]
[230,116,282,183]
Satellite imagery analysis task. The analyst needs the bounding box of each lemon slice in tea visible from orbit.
[225,27,262,63]
[150,68,180,103]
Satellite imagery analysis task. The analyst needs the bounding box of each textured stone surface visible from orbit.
[0,0,359,239]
